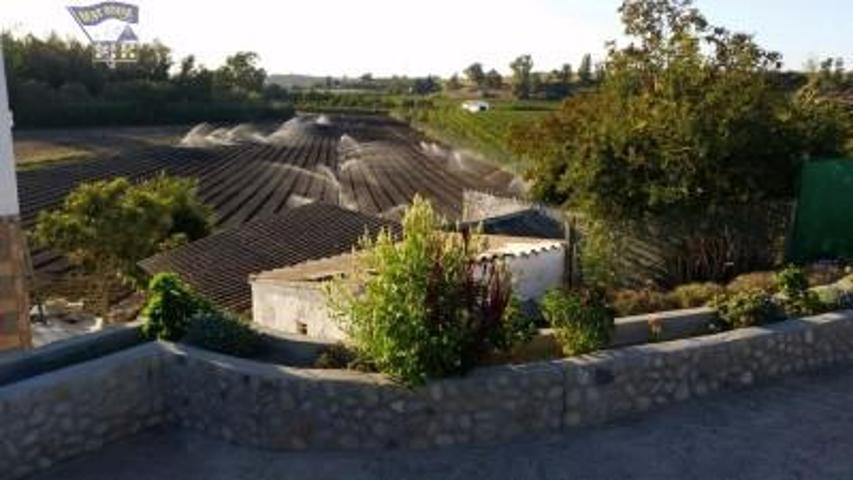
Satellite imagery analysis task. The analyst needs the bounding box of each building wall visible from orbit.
[0,217,30,351]
[502,246,564,300]
[251,246,565,340]
[252,282,345,340]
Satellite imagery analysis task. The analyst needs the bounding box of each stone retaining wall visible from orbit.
[163,310,853,450]
[3,310,853,478]
[0,344,167,479]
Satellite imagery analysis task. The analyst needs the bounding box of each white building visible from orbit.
[461,100,491,113]
[250,235,566,340]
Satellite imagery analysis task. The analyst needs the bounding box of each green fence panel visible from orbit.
[789,159,853,262]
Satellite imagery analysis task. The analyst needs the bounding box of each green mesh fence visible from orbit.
[789,159,853,262]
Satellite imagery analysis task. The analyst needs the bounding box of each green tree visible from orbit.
[464,62,486,89]
[577,53,593,84]
[214,51,266,95]
[509,54,534,99]
[485,68,503,90]
[513,0,823,220]
[445,73,462,91]
[33,176,213,313]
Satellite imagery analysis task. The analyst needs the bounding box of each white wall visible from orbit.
[502,247,565,301]
[0,46,20,217]
[251,282,346,340]
[251,245,566,341]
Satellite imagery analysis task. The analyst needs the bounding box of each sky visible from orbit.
[1,0,850,77]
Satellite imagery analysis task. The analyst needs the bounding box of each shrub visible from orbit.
[775,265,810,297]
[711,289,781,329]
[326,196,533,386]
[541,288,614,356]
[670,282,725,309]
[141,273,211,340]
[726,272,777,294]
[804,263,847,287]
[610,288,677,316]
[314,343,359,369]
[184,310,260,357]
[814,287,853,311]
[775,265,828,317]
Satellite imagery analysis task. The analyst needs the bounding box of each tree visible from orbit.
[513,0,814,219]
[509,54,534,99]
[577,53,593,84]
[484,69,503,90]
[559,63,573,86]
[215,51,266,95]
[445,73,462,91]
[33,176,213,314]
[464,62,486,89]
[412,76,440,95]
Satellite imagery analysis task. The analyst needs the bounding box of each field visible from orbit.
[17,114,520,277]
[409,99,558,170]
[13,125,189,169]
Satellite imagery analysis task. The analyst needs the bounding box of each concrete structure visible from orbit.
[461,100,491,113]
[250,236,566,339]
[0,45,30,351]
[4,309,853,479]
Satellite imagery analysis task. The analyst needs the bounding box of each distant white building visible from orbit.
[250,235,566,340]
[461,100,491,113]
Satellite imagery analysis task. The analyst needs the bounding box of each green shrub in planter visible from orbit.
[670,282,725,309]
[141,272,211,340]
[710,289,781,329]
[326,196,533,386]
[610,288,677,316]
[775,265,828,317]
[541,288,614,356]
[184,310,260,358]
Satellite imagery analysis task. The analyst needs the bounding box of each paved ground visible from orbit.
[32,367,853,480]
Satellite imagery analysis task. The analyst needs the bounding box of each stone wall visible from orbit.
[4,310,853,477]
[0,216,30,351]
[0,344,167,479]
[164,310,853,450]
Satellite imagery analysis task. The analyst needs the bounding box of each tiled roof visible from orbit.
[138,203,399,313]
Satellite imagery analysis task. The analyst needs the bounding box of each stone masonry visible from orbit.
[0,216,30,351]
[2,310,853,479]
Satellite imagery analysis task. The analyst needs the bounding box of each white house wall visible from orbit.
[251,282,346,340]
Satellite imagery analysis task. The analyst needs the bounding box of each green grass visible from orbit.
[409,98,558,171]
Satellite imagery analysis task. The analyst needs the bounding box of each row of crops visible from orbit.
[18,115,515,276]
[411,101,556,171]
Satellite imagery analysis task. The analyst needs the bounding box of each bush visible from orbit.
[141,273,210,340]
[184,310,260,357]
[670,282,725,309]
[726,272,777,294]
[775,265,828,317]
[804,263,848,287]
[326,196,533,386]
[314,343,359,369]
[610,288,677,316]
[541,288,614,356]
[711,289,781,329]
